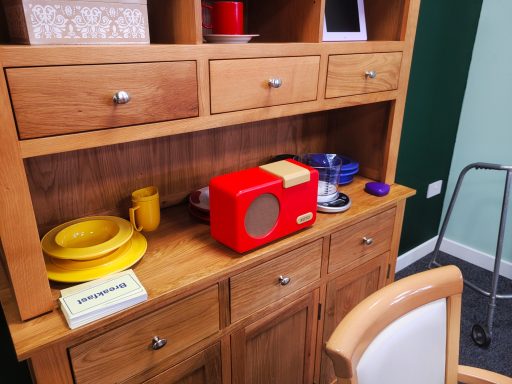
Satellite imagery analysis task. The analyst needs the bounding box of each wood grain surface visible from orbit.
[365,0,407,41]
[141,343,222,384]
[29,343,73,384]
[247,0,323,42]
[0,68,53,320]
[148,0,202,44]
[326,52,402,98]
[70,285,220,384]
[25,113,328,233]
[231,291,319,384]
[328,208,395,273]
[210,56,320,114]
[327,101,392,181]
[230,239,322,322]
[7,61,198,139]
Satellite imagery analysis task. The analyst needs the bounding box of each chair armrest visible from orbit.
[458,365,512,384]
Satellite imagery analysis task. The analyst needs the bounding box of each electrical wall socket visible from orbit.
[427,180,443,198]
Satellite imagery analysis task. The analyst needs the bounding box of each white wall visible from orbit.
[442,0,512,262]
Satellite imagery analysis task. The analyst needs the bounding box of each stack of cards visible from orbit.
[59,269,147,329]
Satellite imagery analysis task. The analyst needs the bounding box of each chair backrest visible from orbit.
[325,265,463,384]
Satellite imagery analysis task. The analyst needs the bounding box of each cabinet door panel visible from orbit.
[320,253,388,384]
[232,291,319,384]
[143,344,222,384]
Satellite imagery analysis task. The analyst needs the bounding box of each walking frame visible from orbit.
[429,162,512,347]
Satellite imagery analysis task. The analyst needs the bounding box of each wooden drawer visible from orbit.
[6,61,198,139]
[70,285,220,384]
[210,56,320,114]
[325,52,402,98]
[328,208,396,273]
[230,239,322,322]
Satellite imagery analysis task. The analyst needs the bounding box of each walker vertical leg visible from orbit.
[472,169,512,347]
[429,164,475,269]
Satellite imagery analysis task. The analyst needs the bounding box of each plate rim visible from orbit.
[41,216,134,260]
[45,231,147,283]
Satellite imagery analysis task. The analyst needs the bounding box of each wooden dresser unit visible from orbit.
[0,0,420,383]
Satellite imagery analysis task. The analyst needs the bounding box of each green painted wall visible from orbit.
[396,0,483,253]
[442,0,512,261]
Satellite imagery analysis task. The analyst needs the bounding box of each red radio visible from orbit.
[209,159,318,253]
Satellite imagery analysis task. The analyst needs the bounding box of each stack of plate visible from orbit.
[188,186,210,223]
[338,155,360,185]
[42,216,147,283]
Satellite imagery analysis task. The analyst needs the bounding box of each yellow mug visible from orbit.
[129,186,160,232]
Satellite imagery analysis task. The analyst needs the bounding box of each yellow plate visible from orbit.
[41,216,133,260]
[45,231,147,283]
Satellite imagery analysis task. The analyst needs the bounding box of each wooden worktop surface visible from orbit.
[0,176,414,360]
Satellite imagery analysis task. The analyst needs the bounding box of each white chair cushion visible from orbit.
[356,298,447,384]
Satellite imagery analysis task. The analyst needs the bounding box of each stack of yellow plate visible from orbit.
[42,216,147,283]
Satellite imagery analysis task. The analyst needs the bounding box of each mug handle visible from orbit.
[201,1,213,29]
[129,206,143,232]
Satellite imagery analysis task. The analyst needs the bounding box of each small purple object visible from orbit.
[365,182,390,197]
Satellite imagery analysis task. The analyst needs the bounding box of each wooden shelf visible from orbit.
[0,41,404,67]
[1,176,414,360]
[19,90,399,158]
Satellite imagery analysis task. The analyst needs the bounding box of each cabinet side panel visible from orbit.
[382,0,421,183]
[0,70,53,320]
[29,343,73,384]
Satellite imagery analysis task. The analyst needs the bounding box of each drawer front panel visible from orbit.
[230,239,322,322]
[325,52,402,98]
[328,208,396,273]
[70,285,219,384]
[7,61,198,139]
[210,56,320,114]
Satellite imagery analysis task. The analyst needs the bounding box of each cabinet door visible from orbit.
[320,253,388,384]
[143,343,222,384]
[231,290,319,384]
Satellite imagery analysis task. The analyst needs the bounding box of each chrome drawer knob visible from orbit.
[151,336,167,350]
[268,78,283,88]
[365,70,377,79]
[362,237,374,245]
[113,90,131,104]
[278,275,291,286]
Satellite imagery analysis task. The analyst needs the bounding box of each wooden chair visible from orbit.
[325,265,512,384]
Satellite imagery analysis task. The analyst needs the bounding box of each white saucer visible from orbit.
[204,34,259,44]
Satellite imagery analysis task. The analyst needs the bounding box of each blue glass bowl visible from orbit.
[338,156,359,185]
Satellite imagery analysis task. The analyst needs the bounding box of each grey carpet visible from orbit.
[396,251,512,377]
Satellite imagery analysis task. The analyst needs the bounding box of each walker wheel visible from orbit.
[471,324,491,347]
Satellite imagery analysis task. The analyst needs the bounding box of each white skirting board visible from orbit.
[396,236,512,280]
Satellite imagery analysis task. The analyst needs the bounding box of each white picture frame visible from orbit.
[323,0,367,41]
